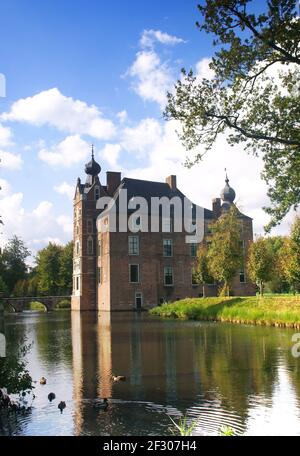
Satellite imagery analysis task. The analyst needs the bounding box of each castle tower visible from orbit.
[71,147,102,311]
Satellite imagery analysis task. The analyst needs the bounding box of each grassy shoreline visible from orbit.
[150,296,300,328]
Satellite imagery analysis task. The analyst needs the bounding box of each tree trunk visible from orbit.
[202,284,206,298]
[259,281,264,297]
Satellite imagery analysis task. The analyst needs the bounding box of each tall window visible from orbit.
[129,264,140,283]
[95,187,100,200]
[239,240,245,254]
[190,243,197,257]
[128,236,139,255]
[87,219,93,234]
[87,238,93,255]
[76,276,79,291]
[97,267,101,284]
[239,269,246,283]
[76,241,80,255]
[164,266,173,286]
[163,239,173,257]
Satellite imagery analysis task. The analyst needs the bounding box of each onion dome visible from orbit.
[220,171,235,203]
[85,146,101,176]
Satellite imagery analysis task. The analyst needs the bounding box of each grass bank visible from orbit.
[150,296,300,328]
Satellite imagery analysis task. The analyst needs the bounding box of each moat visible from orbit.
[1,310,300,436]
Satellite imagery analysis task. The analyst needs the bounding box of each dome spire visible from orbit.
[85,145,101,177]
[220,168,236,203]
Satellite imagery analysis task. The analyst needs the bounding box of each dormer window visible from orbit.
[95,187,100,200]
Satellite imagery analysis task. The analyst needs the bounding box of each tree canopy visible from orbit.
[247,236,274,295]
[165,0,300,231]
[207,206,243,295]
[0,236,31,294]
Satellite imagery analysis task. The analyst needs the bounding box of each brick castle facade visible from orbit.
[71,151,255,311]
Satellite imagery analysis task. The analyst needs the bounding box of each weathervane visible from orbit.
[225,167,229,184]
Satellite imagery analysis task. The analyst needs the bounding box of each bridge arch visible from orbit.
[23,300,48,312]
[3,301,16,313]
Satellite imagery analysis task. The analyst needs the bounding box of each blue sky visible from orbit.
[0,0,293,260]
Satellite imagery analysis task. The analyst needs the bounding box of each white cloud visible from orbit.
[38,134,90,167]
[117,110,128,123]
[57,215,73,234]
[121,118,162,155]
[100,143,122,168]
[2,88,115,140]
[127,50,173,106]
[0,178,11,196]
[140,29,186,48]
[32,201,53,218]
[195,57,215,81]
[0,192,72,261]
[54,182,74,200]
[0,124,13,147]
[1,150,23,170]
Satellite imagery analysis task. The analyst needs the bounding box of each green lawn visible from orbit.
[150,296,300,328]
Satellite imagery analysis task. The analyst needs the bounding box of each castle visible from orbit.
[71,151,255,311]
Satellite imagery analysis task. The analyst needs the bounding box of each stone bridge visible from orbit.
[1,296,71,312]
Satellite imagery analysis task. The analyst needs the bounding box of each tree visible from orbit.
[165,0,300,231]
[247,237,274,296]
[207,206,243,296]
[264,236,289,293]
[59,241,73,293]
[280,217,300,293]
[36,243,63,295]
[27,276,38,297]
[0,236,30,294]
[12,279,28,297]
[193,243,213,297]
[0,341,33,396]
[0,276,8,296]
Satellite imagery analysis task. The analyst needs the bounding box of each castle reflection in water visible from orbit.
[70,311,300,436]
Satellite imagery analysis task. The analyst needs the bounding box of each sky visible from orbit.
[0,0,295,262]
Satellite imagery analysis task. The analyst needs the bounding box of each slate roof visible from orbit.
[113,177,215,220]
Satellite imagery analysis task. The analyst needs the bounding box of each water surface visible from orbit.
[1,311,300,436]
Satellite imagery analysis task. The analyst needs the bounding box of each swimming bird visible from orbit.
[93,398,108,411]
[58,401,66,413]
[48,392,56,402]
[112,375,126,382]
[40,377,47,385]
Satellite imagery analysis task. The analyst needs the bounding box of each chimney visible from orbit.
[106,171,121,196]
[212,198,221,217]
[166,175,177,190]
